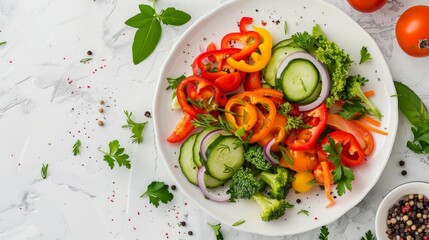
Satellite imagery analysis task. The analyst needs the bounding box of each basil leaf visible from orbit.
[394,81,428,127]
[132,18,161,64]
[159,7,191,26]
[139,4,155,15]
[125,13,155,28]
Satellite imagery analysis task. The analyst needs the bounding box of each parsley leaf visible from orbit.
[318,226,329,240]
[41,163,49,179]
[122,111,148,144]
[99,140,131,169]
[322,136,355,196]
[359,46,372,64]
[361,230,375,240]
[72,139,81,156]
[140,181,174,207]
[125,3,191,64]
[208,223,224,240]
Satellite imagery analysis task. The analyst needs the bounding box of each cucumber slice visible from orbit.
[299,80,322,104]
[262,46,304,86]
[206,136,245,181]
[272,38,293,51]
[193,129,230,168]
[179,133,225,188]
[280,59,319,102]
[193,129,212,168]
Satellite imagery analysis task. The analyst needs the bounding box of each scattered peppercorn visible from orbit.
[180,221,186,226]
[99,99,105,105]
[98,120,104,126]
[188,231,193,235]
[401,170,407,176]
[144,111,151,118]
[171,185,176,190]
[87,50,93,55]
[399,160,405,166]
[99,108,104,113]
[296,199,301,204]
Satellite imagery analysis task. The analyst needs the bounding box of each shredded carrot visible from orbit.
[321,161,335,208]
[364,90,375,97]
[361,115,381,127]
[354,120,388,135]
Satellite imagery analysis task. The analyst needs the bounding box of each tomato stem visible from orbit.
[419,39,429,49]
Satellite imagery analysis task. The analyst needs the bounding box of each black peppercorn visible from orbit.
[401,170,407,176]
[399,160,405,166]
[87,50,93,55]
[171,185,176,190]
[188,231,193,235]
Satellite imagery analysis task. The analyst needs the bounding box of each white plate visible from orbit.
[375,182,429,239]
[153,0,398,236]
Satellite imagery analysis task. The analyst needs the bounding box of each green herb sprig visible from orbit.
[318,226,329,240]
[208,223,224,240]
[359,46,372,64]
[141,181,174,207]
[0,41,6,46]
[125,2,191,64]
[41,163,49,179]
[322,136,355,196]
[394,81,429,154]
[72,139,81,156]
[122,111,148,144]
[99,140,131,169]
[361,230,375,240]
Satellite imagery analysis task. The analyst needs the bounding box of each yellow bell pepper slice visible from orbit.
[226,26,273,72]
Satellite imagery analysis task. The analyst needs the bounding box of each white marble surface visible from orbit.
[1,0,429,239]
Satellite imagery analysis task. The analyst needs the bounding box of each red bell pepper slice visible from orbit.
[318,130,365,168]
[286,103,328,151]
[221,31,261,61]
[192,48,241,81]
[239,17,254,32]
[327,114,374,156]
[176,76,227,117]
[243,71,262,91]
[167,113,195,143]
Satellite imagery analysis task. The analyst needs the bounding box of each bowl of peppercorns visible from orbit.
[375,182,429,240]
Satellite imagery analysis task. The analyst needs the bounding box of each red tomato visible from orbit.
[346,0,387,13]
[396,5,429,57]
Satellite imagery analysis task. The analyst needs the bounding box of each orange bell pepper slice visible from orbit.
[225,96,258,131]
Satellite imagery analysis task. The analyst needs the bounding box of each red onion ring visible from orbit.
[263,138,280,165]
[276,51,331,112]
[197,166,231,202]
[200,129,229,162]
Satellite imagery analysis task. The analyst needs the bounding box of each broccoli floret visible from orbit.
[244,144,272,171]
[252,192,290,222]
[228,168,262,200]
[344,75,382,120]
[260,167,291,200]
